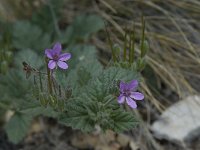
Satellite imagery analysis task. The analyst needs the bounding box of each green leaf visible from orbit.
[31,0,64,33]
[15,49,43,69]
[20,104,58,118]
[0,69,31,100]
[69,44,97,67]
[0,49,44,111]
[55,45,102,91]
[62,14,104,44]
[60,67,140,132]
[111,110,138,132]
[5,113,31,143]
[12,21,50,51]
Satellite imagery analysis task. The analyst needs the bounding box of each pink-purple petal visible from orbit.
[120,81,126,91]
[48,60,56,70]
[130,92,144,100]
[57,61,68,69]
[53,42,62,54]
[45,49,53,59]
[59,53,71,61]
[126,97,137,108]
[128,80,138,91]
[118,95,125,104]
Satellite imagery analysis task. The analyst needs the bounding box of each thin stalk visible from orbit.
[123,27,128,61]
[46,58,53,94]
[52,78,57,95]
[104,98,114,106]
[130,23,135,63]
[33,75,37,85]
[39,72,43,92]
[140,15,146,58]
[128,32,132,63]
[59,85,62,97]
[105,23,116,62]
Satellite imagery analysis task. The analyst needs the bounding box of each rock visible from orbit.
[116,134,130,147]
[151,95,200,143]
[29,120,43,134]
[129,141,139,150]
[71,130,139,150]
[5,110,14,123]
[71,133,98,149]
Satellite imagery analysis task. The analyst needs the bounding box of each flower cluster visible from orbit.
[118,80,144,108]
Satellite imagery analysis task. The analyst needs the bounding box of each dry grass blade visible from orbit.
[95,0,200,103]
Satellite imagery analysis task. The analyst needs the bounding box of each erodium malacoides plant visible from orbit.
[22,21,148,134]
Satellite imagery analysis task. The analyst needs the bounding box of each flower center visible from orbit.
[53,54,59,61]
[122,89,131,97]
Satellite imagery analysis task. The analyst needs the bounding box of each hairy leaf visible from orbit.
[12,21,50,51]
[60,67,139,132]
[62,14,104,44]
[5,113,31,143]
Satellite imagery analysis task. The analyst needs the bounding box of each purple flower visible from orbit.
[45,42,71,70]
[118,80,144,109]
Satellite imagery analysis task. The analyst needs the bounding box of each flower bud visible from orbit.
[136,58,146,71]
[49,95,57,108]
[113,44,121,58]
[39,93,48,107]
[140,40,149,58]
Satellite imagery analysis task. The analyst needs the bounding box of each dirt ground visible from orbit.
[0,116,199,150]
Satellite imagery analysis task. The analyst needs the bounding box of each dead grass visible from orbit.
[93,0,200,105]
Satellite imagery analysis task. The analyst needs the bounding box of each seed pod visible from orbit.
[140,40,149,58]
[113,44,121,59]
[39,93,48,107]
[136,58,146,72]
[49,95,57,108]
[32,85,40,100]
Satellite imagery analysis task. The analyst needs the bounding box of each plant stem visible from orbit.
[39,72,43,92]
[104,98,113,106]
[140,15,146,58]
[123,27,127,61]
[130,23,135,63]
[46,58,53,95]
[105,23,116,62]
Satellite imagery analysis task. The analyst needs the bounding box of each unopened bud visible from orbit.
[49,95,57,108]
[39,93,48,107]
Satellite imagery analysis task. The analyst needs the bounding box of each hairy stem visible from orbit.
[46,58,53,94]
